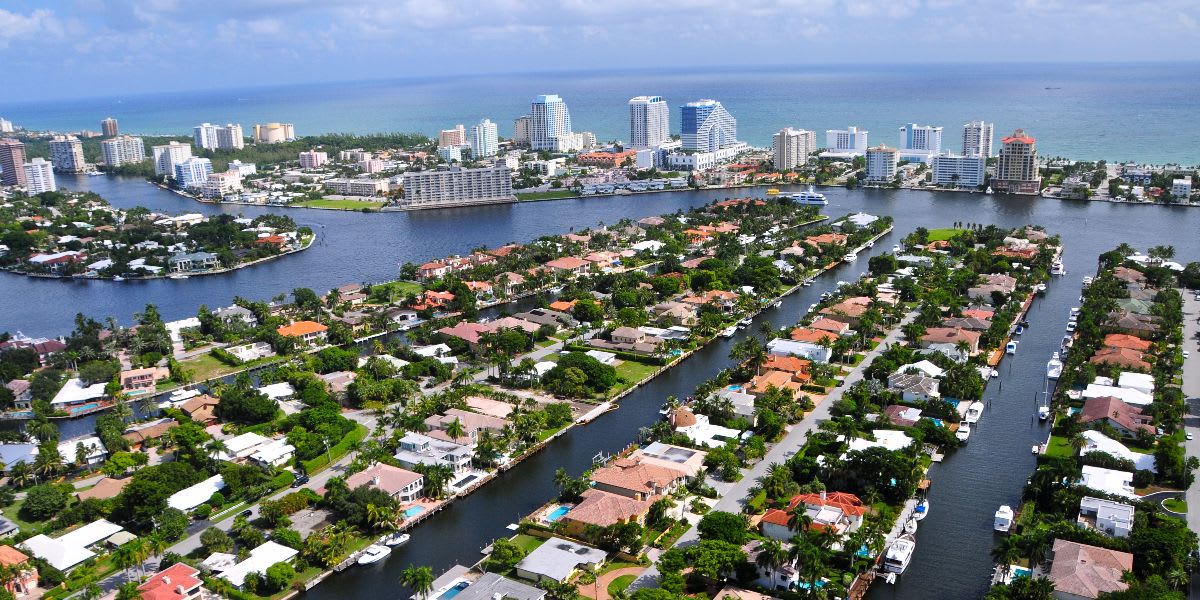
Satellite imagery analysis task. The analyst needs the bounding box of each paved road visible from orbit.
[630,312,916,590]
[1179,291,1200,599]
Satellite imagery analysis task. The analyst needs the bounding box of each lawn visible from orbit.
[293,198,385,210]
[2,499,47,534]
[1163,498,1188,513]
[926,228,968,242]
[177,352,282,383]
[516,190,579,201]
[1044,435,1075,458]
[605,360,661,397]
[511,534,547,553]
[608,575,637,597]
[369,280,424,302]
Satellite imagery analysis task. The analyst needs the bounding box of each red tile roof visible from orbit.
[138,563,202,600]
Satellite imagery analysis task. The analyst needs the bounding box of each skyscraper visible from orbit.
[469,119,499,158]
[962,121,994,158]
[628,96,670,149]
[194,123,218,150]
[49,136,86,173]
[897,123,943,162]
[512,116,531,147]
[772,128,817,170]
[530,95,573,152]
[0,118,13,133]
[865,145,899,182]
[101,117,119,137]
[681,100,736,152]
[825,126,869,156]
[100,135,146,167]
[23,158,56,194]
[153,141,193,177]
[0,138,27,187]
[438,124,466,148]
[253,123,295,143]
[174,157,214,189]
[216,124,245,150]
[993,129,1041,195]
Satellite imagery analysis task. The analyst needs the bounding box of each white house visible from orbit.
[1078,496,1135,538]
[1080,430,1156,472]
[1079,465,1136,499]
[220,541,299,588]
[766,339,832,363]
[168,475,226,511]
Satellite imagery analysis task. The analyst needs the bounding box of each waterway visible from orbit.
[9,175,1200,600]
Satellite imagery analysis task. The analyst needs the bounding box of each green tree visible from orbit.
[400,565,435,600]
[697,511,749,545]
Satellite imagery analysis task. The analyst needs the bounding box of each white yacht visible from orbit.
[1038,405,1050,421]
[994,505,1014,532]
[955,423,971,442]
[904,517,918,534]
[1051,261,1066,276]
[787,186,829,205]
[382,532,410,547]
[1065,321,1077,332]
[720,326,737,338]
[1005,341,1018,355]
[843,252,858,262]
[357,544,391,565]
[985,186,994,195]
[883,534,917,574]
[1046,353,1063,380]
[964,402,984,424]
[892,244,903,253]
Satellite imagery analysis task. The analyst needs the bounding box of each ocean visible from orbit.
[2,62,1198,164]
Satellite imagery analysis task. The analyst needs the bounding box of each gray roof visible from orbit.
[456,573,546,600]
[0,444,37,467]
[169,251,218,263]
[516,537,606,582]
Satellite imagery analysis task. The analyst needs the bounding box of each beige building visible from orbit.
[49,135,86,172]
[772,127,816,170]
[253,122,295,143]
[993,129,1041,195]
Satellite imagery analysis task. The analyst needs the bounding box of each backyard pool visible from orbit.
[403,506,426,518]
[437,581,470,600]
[545,505,571,522]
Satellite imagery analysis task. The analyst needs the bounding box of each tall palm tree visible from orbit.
[754,539,789,585]
[991,534,1022,578]
[445,418,467,442]
[400,565,435,600]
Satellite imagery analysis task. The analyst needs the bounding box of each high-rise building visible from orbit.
[825,126,869,156]
[469,119,499,158]
[101,117,119,137]
[216,124,245,150]
[23,158,56,194]
[930,153,986,188]
[0,138,27,187]
[681,100,737,153]
[298,151,328,169]
[174,157,214,189]
[438,124,466,148]
[865,145,899,182]
[49,136,86,173]
[512,115,531,147]
[0,118,13,133]
[628,96,670,149]
[530,95,573,152]
[897,123,943,162]
[962,121,994,158]
[993,129,1041,195]
[100,135,146,167]
[153,141,193,177]
[398,166,515,209]
[193,123,218,150]
[253,123,295,144]
[772,127,817,170]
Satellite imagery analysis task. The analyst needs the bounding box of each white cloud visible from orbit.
[0,8,65,47]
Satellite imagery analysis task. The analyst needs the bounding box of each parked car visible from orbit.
[291,474,310,488]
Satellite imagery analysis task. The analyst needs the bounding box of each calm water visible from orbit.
[4,63,1200,163]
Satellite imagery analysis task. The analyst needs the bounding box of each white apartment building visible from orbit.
[825,126,869,157]
[174,157,214,189]
[193,123,217,150]
[469,119,499,158]
[439,124,466,148]
[23,158,56,194]
[666,142,749,172]
[438,146,464,163]
[865,145,899,182]
[398,166,514,208]
[530,95,573,152]
[49,136,86,173]
[298,151,328,169]
[930,153,986,188]
[324,178,389,196]
[153,141,193,177]
[0,118,13,133]
[201,170,243,198]
[628,96,670,149]
[100,135,145,167]
[897,123,943,163]
[228,160,257,176]
[772,127,817,170]
[1171,178,1192,199]
[681,99,737,153]
[216,124,244,150]
[961,120,994,158]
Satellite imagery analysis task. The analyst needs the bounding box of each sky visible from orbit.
[2,0,1199,102]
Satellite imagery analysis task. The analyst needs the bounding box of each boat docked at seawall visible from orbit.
[1051,260,1066,276]
[843,252,858,262]
[913,499,929,521]
[785,186,829,205]
[381,532,410,547]
[883,534,917,574]
[719,326,737,339]
[903,517,918,534]
[994,505,1014,532]
[1047,353,1063,380]
[955,423,971,442]
[1038,405,1050,421]
[357,544,391,565]
[1005,341,1018,355]
[964,402,984,424]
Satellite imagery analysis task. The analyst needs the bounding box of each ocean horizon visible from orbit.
[3,61,1199,164]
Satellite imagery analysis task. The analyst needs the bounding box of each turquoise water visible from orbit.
[3,63,1198,163]
[437,582,469,600]
[545,506,571,522]
[403,506,425,518]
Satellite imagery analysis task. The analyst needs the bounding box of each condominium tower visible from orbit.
[49,136,86,173]
[439,124,466,148]
[992,129,1041,195]
[194,123,244,150]
[100,135,146,167]
[529,95,573,152]
[512,116,531,147]
[0,138,27,187]
[865,145,899,182]
[23,158,56,194]
[628,96,670,149]
[253,123,295,144]
[153,141,193,177]
[897,123,943,162]
[399,166,515,209]
[101,117,119,137]
[681,100,737,152]
[469,119,499,158]
[174,157,214,189]
[772,128,817,170]
[962,121,994,158]
[825,126,869,156]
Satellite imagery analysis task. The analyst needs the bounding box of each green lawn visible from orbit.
[608,575,637,597]
[1164,498,1188,513]
[1044,435,1076,458]
[2,499,47,534]
[516,190,579,201]
[511,534,547,553]
[177,352,282,383]
[614,359,660,383]
[926,228,968,242]
[369,280,424,302]
[294,198,385,210]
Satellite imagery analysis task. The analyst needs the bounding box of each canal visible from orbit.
[9,175,1200,599]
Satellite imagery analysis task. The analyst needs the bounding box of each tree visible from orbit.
[217,374,279,424]
[20,484,66,520]
[697,511,749,545]
[687,539,747,580]
[445,418,466,442]
[984,575,1056,600]
[572,299,604,323]
[400,565,435,600]
[263,562,296,594]
[483,538,526,572]
[200,527,233,553]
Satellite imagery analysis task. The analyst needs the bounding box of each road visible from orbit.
[1180,291,1200,599]
[630,312,916,590]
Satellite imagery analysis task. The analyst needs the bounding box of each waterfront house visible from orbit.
[803,232,848,248]
[1089,347,1151,371]
[119,366,170,394]
[122,419,178,450]
[6,380,32,410]
[1112,266,1146,285]
[277,320,327,345]
[545,256,590,277]
[0,546,38,596]
[417,261,452,281]
[226,341,275,362]
[515,537,606,584]
[50,378,107,413]
[680,290,739,313]
[1045,538,1132,600]
[1079,396,1154,436]
[883,404,923,427]
[919,327,980,355]
[345,463,425,502]
[941,316,992,331]
[632,442,708,478]
[220,541,298,589]
[1078,466,1136,499]
[464,396,516,419]
[963,308,995,320]
[808,317,851,336]
[167,251,219,273]
[1079,430,1156,472]
[138,562,203,600]
[887,371,940,402]
[819,297,871,327]
[394,432,472,472]
[496,272,527,296]
[559,488,652,536]
[181,394,219,424]
[447,572,545,600]
[0,335,67,365]
[424,408,509,445]
[766,338,833,364]
[761,491,866,541]
[590,456,689,501]
[1101,333,1152,352]
[743,539,799,590]
[1077,497,1134,538]
[668,407,746,449]
[967,273,1018,302]
[412,290,456,312]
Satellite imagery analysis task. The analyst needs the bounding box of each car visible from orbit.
[1187,432,1194,441]
[291,474,310,488]
[1185,351,1192,359]
[239,509,253,519]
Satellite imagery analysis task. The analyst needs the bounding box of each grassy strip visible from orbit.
[294,198,386,210]
[516,190,579,201]
[925,228,968,242]
[301,423,370,473]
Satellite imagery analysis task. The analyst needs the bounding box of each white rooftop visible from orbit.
[1081,430,1157,472]
[221,541,299,587]
[1079,465,1136,499]
[897,360,944,379]
[50,378,106,406]
[21,535,94,571]
[168,474,226,511]
[1082,384,1152,406]
[1116,372,1155,395]
[257,382,295,400]
[57,519,124,549]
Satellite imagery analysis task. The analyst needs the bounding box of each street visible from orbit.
[1179,291,1200,599]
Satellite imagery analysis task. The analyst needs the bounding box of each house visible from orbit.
[844,430,914,455]
[345,463,424,501]
[940,316,992,331]
[394,432,473,472]
[1089,347,1151,371]
[715,586,776,600]
[514,307,578,329]
[412,290,456,311]
[417,261,452,281]
[515,538,606,584]
[122,419,178,450]
[250,439,295,467]
[887,371,940,402]
[319,371,356,396]
[681,289,739,313]
[884,404,923,427]
[967,273,1018,301]
[896,360,944,379]
[167,252,219,273]
[748,369,805,399]
[50,378,106,412]
[1101,334,1151,352]
[1116,372,1155,395]
[545,257,590,277]
[1112,266,1146,285]
[464,396,516,419]
[766,338,833,363]
[632,442,707,477]
[76,477,131,502]
[611,326,645,345]
[219,432,272,460]
[226,341,274,362]
[139,562,203,600]
[1077,497,1135,539]
[120,367,170,394]
[919,327,980,355]
[803,232,848,248]
[819,297,870,327]
[22,519,125,572]
[1106,312,1162,339]
[559,488,652,536]
[277,320,327,345]
[807,317,850,336]
[0,335,67,365]
[1078,465,1136,499]
[424,408,509,444]
[496,272,527,296]
[1079,430,1156,472]
[1079,396,1154,436]
[963,308,995,320]
[437,322,492,348]
[761,491,866,541]
[1045,538,1133,600]
[220,541,299,588]
[763,355,812,382]
[5,380,32,410]
[789,327,836,345]
[743,540,800,590]
[451,572,546,600]
[168,475,226,511]
[717,387,758,423]
[668,407,746,449]
[1081,384,1152,407]
[181,394,219,424]
[0,546,37,596]
[58,436,107,467]
[591,456,688,501]
[585,350,617,365]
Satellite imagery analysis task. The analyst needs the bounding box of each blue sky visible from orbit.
[2,0,1198,102]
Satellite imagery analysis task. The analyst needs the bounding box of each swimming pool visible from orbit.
[403,506,426,518]
[1011,567,1032,579]
[546,506,571,522]
[437,581,470,600]
[70,402,101,414]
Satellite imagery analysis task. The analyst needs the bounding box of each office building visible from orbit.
[772,127,817,170]
[681,99,737,152]
[512,115,531,147]
[174,157,214,189]
[0,138,27,187]
[324,178,390,196]
[253,123,295,143]
[469,119,499,158]
[825,126,869,156]
[101,117,119,137]
[216,124,245,150]
[628,96,670,149]
[666,142,749,171]
[897,123,942,163]
[100,135,146,167]
[439,125,466,148]
[930,153,986,188]
[398,166,514,209]
[993,129,1041,195]
[0,118,13,133]
[865,145,899,182]
[49,136,86,173]
[962,120,994,158]
[298,151,328,169]
[23,158,56,194]
[153,141,193,177]
[530,95,573,152]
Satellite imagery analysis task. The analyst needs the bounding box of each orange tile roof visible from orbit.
[1102,333,1152,352]
[277,320,327,337]
[789,491,866,516]
[0,545,29,567]
[139,563,202,600]
[790,327,836,344]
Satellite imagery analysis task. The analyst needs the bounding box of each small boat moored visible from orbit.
[964,402,984,424]
[720,326,737,339]
[1005,341,1018,355]
[913,499,929,521]
[883,534,917,574]
[381,532,410,547]
[1046,353,1063,380]
[1038,405,1050,421]
[994,505,1015,532]
[904,517,918,534]
[357,544,392,565]
[955,423,971,442]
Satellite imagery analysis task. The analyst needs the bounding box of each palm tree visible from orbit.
[8,462,33,487]
[991,534,1022,578]
[205,438,231,467]
[1069,433,1087,455]
[445,418,467,443]
[755,539,789,585]
[400,565,435,600]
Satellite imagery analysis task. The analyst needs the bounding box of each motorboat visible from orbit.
[994,505,1014,532]
[1069,307,1081,318]
[867,241,875,248]
[1065,321,1077,332]
[786,186,829,205]
[990,369,999,378]
[913,499,929,521]
[903,517,918,534]
[767,188,781,195]
[843,252,858,262]
[771,300,782,308]
[1038,405,1050,421]
[964,402,984,424]
[739,316,753,327]
[1005,341,1018,355]
[1014,325,1024,335]
[1051,261,1066,276]
[168,274,189,280]
[883,534,917,574]
[112,276,125,281]
[955,423,971,442]
[985,186,994,194]
[382,532,410,547]
[1081,276,1093,287]
[1046,353,1063,380]
[1035,283,1048,294]
[720,326,737,339]
[892,244,903,253]
[357,544,391,565]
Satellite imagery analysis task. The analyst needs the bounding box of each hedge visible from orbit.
[562,344,669,366]
[211,347,243,366]
[301,423,369,473]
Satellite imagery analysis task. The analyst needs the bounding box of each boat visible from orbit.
[1081,276,1093,287]
[1005,341,1018,355]
[168,274,189,280]
[720,326,737,339]
[1069,307,1080,318]
[882,534,917,574]
[843,252,858,261]
[1046,353,1063,380]
[1035,283,1048,294]
[1065,321,1077,332]
[867,241,875,248]
[87,171,105,177]
[985,186,994,195]
[739,317,753,327]
[913,499,929,521]
[1038,406,1050,421]
[382,532,410,547]
[771,300,782,308]
[766,188,780,195]
[903,517,918,534]
[994,505,1014,532]
[1051,261,1066,276]
[112,276,124,281]
[990,369,999,378]
[357,544,391,565]
[955,423,971,442]
[964,402,984,424]
[1014,325,1024,335]
[892,244,903,253]
[786,186,829,205]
